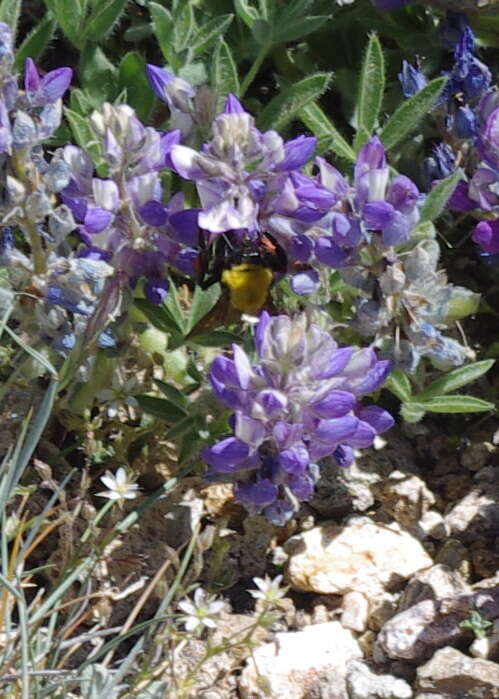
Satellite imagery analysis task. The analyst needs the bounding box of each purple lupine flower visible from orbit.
[443,26,490,104]
[399,61,427,98]
[169,94,316,239]
[472,220,499,255]
[202,312,393,525]
[24,58,72,106]
[146,64,195,136]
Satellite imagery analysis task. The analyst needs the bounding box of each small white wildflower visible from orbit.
[178,588,225,633]
[97,467,139,504]
[249,574,288,604]
[97,370,139,419]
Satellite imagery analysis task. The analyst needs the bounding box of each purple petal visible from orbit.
[344,421,376,448]
[291,269,320,295]
[255,311,271,357]
[472,220,499,254]
[235,479,278,507]
[24,57,41,93]
[447,180,475,212]
[41,67,72,102]
[315,237,351,267]
[311,347,354,380]
[224,93,245,114]
[84,208,113,233]
[332,445,355,467]
[289,473,314,500]
[144,277,169,305]
[289,234,313,263]
[363,200,395,230]
[256,389,288,417]
[311,390,356,419]
[159,129,182,169]
[382,210,410,246]
[235,413,266,447]
[146,64,173,102]
[272,421,304,450]
[279,444,309,475]
[201,437,250,471]
[357,406,394,433]
[314,415,359,444]
[139,200,168,227]
[169,209,199,246]
[276,135,316,171]
[387,175,419,214]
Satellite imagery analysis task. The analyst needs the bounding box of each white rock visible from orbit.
[286,517,433,597]
[238,621,362,699]
[346,660,413,699]
[342,591,369,632]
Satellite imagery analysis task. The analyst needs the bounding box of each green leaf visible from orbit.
[211,39,239,101]
[271,15,328,44]
[192,13,233,57]
[234,0,259,28]
[187,284,221,333]
[118,51,154,121]
[409,395,495,415]
[79,44,117,103]
[251,18,272,45]
[14,15,56,70]
[356,33,385,137]
[124,22,152,42]
[400,401,426,424]
[385,369,412,402]
[155,380,189,411]
[380,76,446,151]
[166,415,198,440]
[188,331,241,347]
[136,395,187,423]
[173,0,195,52]
[82,0,128,41]
[0,0,22,36]
[419,360,495,399]
[133,298,184,336]
[149,2,174,64]
[164,282,186,334]
[420,169,463,223]
[299,102,356,162]
[43,0,83,47]
[258,72,332,132]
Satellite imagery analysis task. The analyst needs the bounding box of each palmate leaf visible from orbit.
[258,72,332,132]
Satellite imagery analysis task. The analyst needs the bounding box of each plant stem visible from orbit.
[20,219,46,276]
[240,43,271,97]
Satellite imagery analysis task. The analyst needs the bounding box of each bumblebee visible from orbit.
[199,232,287,314]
